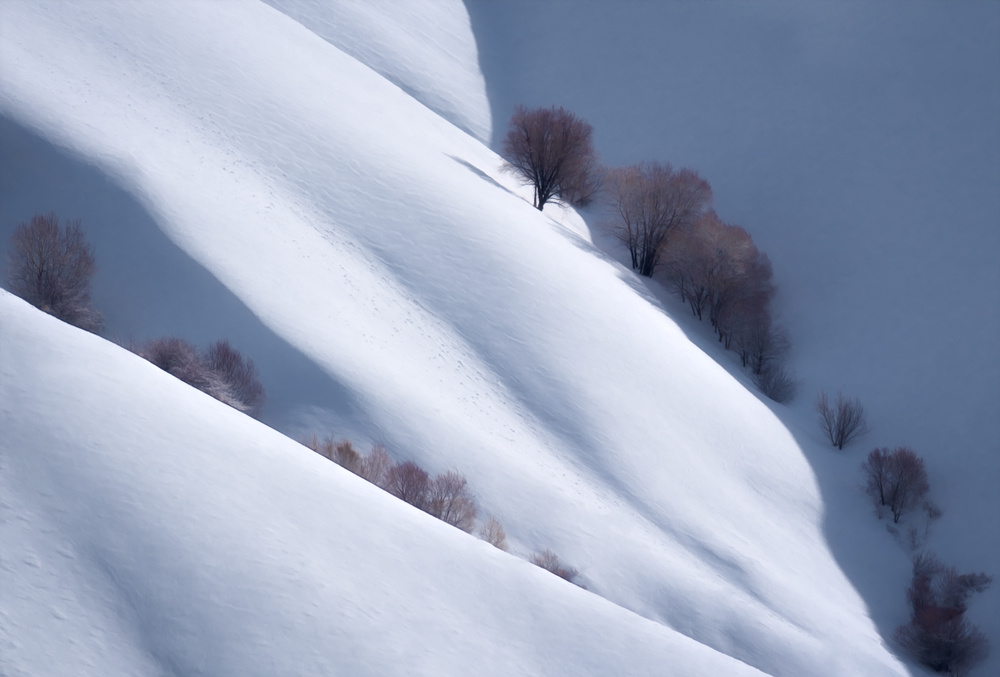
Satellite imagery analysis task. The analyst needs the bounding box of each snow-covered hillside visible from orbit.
[1,1,994,675]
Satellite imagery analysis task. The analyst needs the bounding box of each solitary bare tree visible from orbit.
[5,212,102,331]
[817,391,870,449]
[608,163,712,277]
[501,105,597,210]
[861,447,931,523]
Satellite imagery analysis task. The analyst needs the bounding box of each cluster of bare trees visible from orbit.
[138,337,266,417]
[304,436,506,546]
[4,212,103,332]
[852,442,992,672]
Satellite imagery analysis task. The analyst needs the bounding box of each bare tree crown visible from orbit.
[609,162,712,277]
[501,105,597,210]
[5,212,102,331]
[816,391,870,449]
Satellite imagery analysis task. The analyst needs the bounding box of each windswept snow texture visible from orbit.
[0,1,991,676]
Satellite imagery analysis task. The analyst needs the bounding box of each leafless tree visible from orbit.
[501,105,597,210]
[5,212,102,331]
[205,339,266,417]
[359,443,394,489]
[895,553,992,675]
[861,447,931,523]
[426,471,478,532]
[817,391,870,450]
[478,516,508,551]
[608,163,712,277]
[385,461,432,511]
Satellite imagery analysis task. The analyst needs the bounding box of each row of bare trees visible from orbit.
[304,436,506,546]
[305,435,585,586]
[501,106,794,401]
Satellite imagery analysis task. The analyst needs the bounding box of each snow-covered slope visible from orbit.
[468,0,1000,671]
[0,290,768,677]
[1,1,991,675]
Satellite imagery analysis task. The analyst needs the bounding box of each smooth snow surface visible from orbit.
[0,1,994,675]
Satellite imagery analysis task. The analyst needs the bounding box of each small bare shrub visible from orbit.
[205,340,266,417]
[5,212,102,331]
[140,337,218,393]
[817,391,870,449]
[861,447,931,523]
[385,461,432,511]
[753,362,797,403]
[531,549,583,587]
[426,471,478,532]
[478,516,508,551]
[895,553,992,675]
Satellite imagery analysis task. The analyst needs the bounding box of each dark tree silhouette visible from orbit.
[861,447,931,523]
[5,212,102,331]
[501,105,597,210]
[817,391,870,450]
[895,553,992,675]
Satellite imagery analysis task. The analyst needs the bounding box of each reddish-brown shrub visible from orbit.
[501,105,597,210]
[895,553,992,675]
[5,212,102,332]
[478,516,508,551]
[817,391,870,450]
[531,549,583,587]
[426,471,478,532]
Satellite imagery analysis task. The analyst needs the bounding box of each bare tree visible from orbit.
[478,516,508,551]
[5,212,102,331]
[816,391,870,449]
[426,471,478,532]
[385,461,432,511]
[205,339,266,417]
[501,105,597,210]
[861,447,931,523]
[895,553,992,675]
[608,163,712,277]
[359,443,394,489]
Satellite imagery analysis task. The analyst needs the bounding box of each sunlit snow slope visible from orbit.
[1,290,770,677]
[1,1,985,675]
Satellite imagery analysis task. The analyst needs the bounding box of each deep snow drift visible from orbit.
[1,1,994,675]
